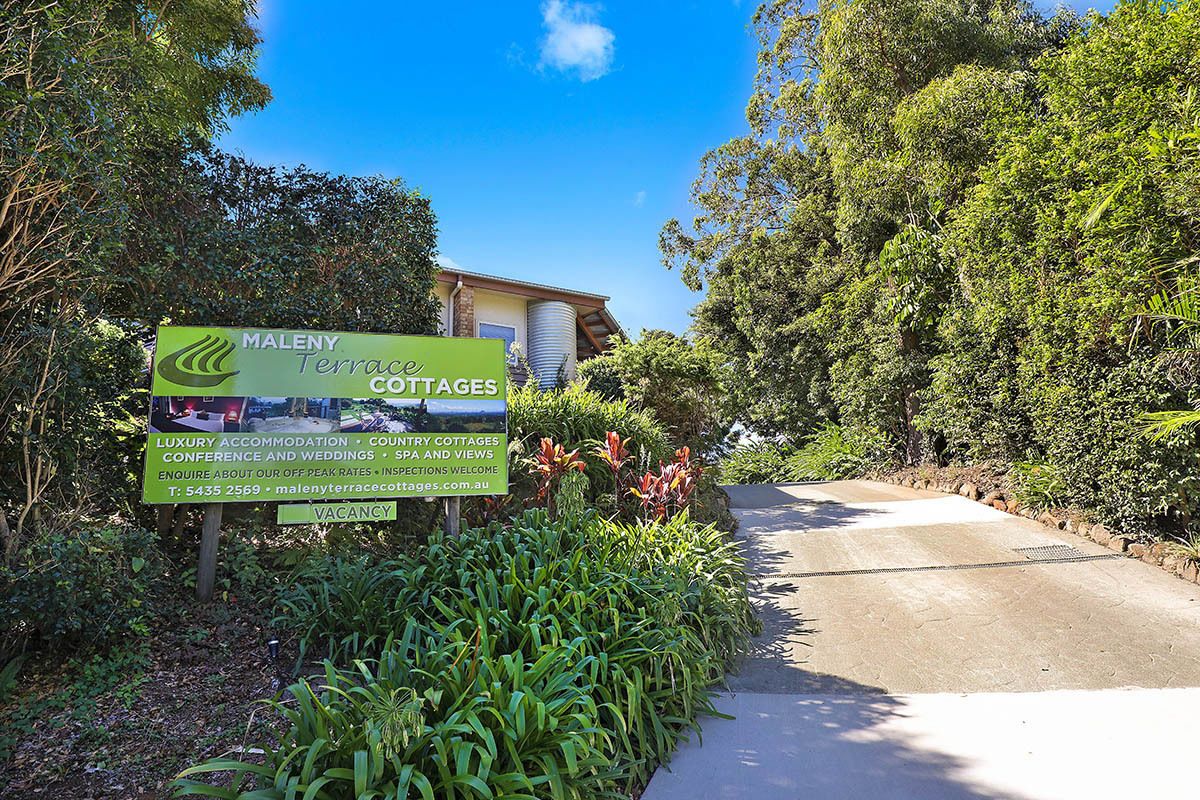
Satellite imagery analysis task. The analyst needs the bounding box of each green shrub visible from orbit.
[787,424,889,481]
[553,469,589,520]
[180,528,274,603]
[719,427,888,485]
[205,510,755,797]
[0,525,157,658]
[276,555,408,665]
[588,331,730,453]
[507,382,671,501]
[577,355,625,400]
[1029,356,1200,534]
[718,441,793,484]
[1011,460,1067,511]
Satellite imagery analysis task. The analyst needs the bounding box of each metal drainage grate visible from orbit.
[1013,544,1088,561]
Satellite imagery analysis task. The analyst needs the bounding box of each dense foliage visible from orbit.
[0,1,442,559]
[502,386,736,529]
[0,0,271,553]
[789,424,889,481]
[0,5,757,795]
[718,442,793,486]
[112,143,441,332]
[677,0,1200,536]
[719,425,887,485]
[0,525,158,658]
[579,331,730,454]
[178,511,757,798]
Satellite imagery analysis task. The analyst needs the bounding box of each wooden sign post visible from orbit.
[444,496,461,538]
[196,503,222,602]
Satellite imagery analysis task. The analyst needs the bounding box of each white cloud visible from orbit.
[633,190,646,207]
[436,254,465,271]
[505,43,528,69]
[539,0,615,82]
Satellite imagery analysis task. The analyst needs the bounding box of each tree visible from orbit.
[662,0,1067,461]
[672,0,1200,535]
[924,0,1200,533]
[0,0,268,551]
[110,142,441,334]
[577,355,625,400]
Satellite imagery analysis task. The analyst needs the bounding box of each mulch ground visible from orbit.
[0,598,295,799]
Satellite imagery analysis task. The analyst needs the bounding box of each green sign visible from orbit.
[144,326,508,504]
[277,502,398,525]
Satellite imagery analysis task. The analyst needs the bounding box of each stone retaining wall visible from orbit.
[875,472,1200,587]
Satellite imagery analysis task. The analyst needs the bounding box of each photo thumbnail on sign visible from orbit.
[150,396,342,435]
[338,397,506,434]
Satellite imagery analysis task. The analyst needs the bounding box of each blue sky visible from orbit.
[222,1,1114,337]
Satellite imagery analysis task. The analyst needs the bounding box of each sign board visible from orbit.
[143,326,508,504]
[277,502,398,525]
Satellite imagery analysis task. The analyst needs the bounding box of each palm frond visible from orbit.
[1138,409,1200,442]
[1142,289,1200,325]
[1081,179,1125,230]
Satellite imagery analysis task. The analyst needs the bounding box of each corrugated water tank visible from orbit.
[526,300,576,388]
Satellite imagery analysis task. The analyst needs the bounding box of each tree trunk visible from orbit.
[899,328,923,466]
[156,505,174,538]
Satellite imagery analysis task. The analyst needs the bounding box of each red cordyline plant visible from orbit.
[628,446,703,522]
[516,433,703,524]
[593,431,631,511]
[477,494,513,524]
[528,437,585,519]
[594,431,630,474]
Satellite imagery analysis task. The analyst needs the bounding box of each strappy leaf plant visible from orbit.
[188,510,756,798]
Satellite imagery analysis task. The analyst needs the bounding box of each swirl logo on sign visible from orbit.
[157,334,240,388]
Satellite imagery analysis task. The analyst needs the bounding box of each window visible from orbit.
[478,322,518,363]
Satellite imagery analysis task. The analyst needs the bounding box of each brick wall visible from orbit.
[452,285,475,337]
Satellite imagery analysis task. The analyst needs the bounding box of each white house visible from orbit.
[435,268,623,388]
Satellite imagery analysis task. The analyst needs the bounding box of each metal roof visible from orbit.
[436,268,610,303]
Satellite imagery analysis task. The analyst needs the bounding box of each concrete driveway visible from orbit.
[644,481,1200,800]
